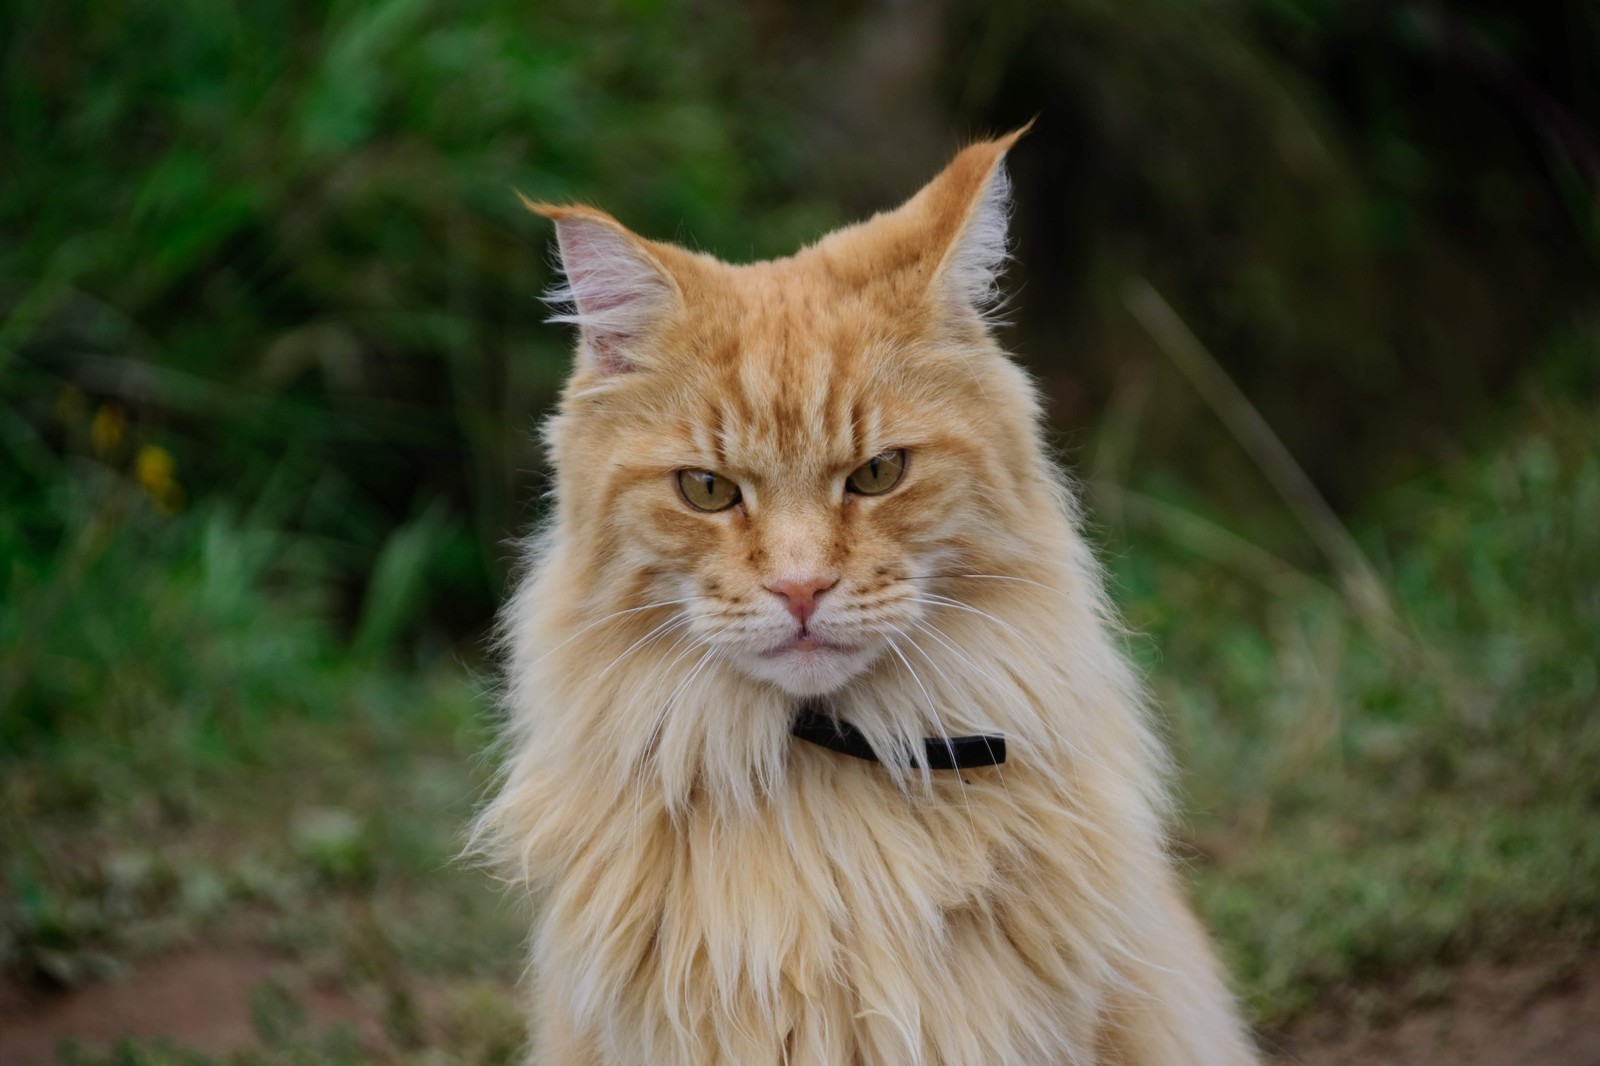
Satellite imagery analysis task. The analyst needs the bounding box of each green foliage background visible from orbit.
[1,0,1597,1061]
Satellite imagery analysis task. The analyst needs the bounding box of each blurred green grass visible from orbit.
[1132,397,1600,1022]
[3,0,1599,1061]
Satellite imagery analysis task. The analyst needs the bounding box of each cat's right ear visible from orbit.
[523,197,680,376]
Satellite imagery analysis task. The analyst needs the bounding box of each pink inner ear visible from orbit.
[549,218,672,375]
[560,223,644,317]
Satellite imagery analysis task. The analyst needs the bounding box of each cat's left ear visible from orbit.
[909,121,1033,322]
[521,198,685,376]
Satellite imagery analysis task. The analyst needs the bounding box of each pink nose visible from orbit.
[765,575,838,625]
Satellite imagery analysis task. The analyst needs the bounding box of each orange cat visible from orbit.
[476,128,1259,1064]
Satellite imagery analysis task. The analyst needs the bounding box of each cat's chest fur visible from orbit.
[532,745,1145,1065]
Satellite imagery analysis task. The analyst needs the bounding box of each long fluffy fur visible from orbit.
[476,131,1258,1065]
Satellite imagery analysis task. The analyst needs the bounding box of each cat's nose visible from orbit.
[765,574,839,625]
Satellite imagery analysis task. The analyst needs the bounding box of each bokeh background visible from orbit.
[3,1,1598,1062]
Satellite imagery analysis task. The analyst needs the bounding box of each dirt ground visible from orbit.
[1274,950,1600,1066]
[0,952,382,1063]
[2,948,1598,1064]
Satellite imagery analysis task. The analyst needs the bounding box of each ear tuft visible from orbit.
[912,123,1032,325]
[525,198,676,375]
[942,161,1013,319]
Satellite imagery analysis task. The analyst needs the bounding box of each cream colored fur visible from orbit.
[476,129,1259,1065]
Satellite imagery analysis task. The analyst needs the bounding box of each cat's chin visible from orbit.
[734,643,881,698]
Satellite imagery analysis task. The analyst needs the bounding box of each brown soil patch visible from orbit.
[0,950,376,1064]
[3,947,1598,1063]
[1274,950,1600,1065]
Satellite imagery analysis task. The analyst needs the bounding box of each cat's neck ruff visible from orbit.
[790,704,1007,769]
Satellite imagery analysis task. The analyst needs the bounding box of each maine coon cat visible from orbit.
[476,128,1259,1065]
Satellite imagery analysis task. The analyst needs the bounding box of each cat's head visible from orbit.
[533,128,1057,702]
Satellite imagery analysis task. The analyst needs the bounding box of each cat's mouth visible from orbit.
[762,627,856,657]
[738,625,880,696]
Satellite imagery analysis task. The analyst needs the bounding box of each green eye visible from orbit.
[676,469,741,512]
[846,449,907,496]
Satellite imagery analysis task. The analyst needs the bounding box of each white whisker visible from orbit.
[894,624,1013,803]
[913,571,1063,596]
[910,614,1133,790]
[886,637,973,829]
[630,640,718,838]
[906,593,1054,659]
[598,613,695,680]
[525,596,702,670]
[896,627,992,832]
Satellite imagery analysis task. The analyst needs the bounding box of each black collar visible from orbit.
[791,707,1006,770]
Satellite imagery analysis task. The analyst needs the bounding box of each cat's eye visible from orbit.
[676,469,741,512]
[846,449,908,496]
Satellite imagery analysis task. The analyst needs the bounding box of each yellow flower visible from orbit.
[90,403,126,457]
[135,444,184,513]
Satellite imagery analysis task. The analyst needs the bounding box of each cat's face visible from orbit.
[537,130,1042,700]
